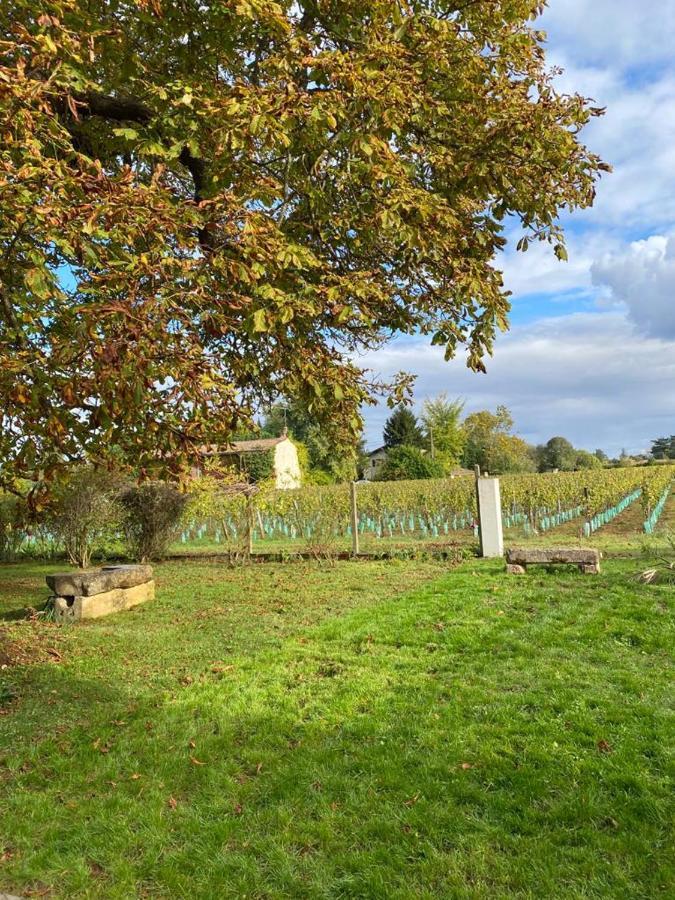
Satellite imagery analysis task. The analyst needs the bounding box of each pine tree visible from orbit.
[383,407,424,449]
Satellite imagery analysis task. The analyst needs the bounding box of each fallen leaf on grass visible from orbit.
[404,792,421,806]
[190,756,205,766]
[130,773,141,780]
[597,739,613,754]
[92,738,110,754]
[47,647,62,661]
[460,762,474,770]
[233,802,243,815]
[168,796,177,810]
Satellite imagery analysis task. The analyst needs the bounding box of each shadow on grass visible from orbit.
[1,585,672,900]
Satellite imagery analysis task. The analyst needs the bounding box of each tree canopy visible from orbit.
[0,0,607,494]
[651,436,675,461]
[376,444,443,482]
[420,393,465,470]
[383,406,424,449]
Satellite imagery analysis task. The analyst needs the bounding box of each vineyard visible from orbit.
[181,465,675,554]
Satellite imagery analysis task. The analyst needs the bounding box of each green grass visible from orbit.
[0,552,673,899]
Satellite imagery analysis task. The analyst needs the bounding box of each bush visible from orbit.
[376,445,444,481]
[120,482,188,562]
[48,468,122,568]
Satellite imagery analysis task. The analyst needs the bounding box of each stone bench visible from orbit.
[46,564,154,622]
[506,547,600,575]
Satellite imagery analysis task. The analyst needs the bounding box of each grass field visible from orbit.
[0,542,673,897]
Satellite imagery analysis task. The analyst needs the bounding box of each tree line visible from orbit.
[368,396,659,482]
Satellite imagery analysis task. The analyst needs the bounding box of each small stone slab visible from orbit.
[53,581,155,622]
[506,547,600,574]
[46,564,153,597]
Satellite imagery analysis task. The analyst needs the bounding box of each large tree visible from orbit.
[461,405,534,473]
[0,0,607,494]
[651,436,675,460]
[540,436,577,472]
[420,393,465,469]
[383,406,424,449]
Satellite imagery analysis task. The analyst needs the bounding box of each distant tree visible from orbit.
[383,407,424,449]
[489,435,537,474]
[462,405,514,472]
[651,436,675,460]
[540,436,577,472]
[574,450,603,470]
[594,449,609,464]
[376,446,444,482]
[420,394,466,471]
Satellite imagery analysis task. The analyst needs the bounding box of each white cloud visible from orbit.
[499,229,618,299]
[540,1,675,70]
[361,313,675,456]
[592,235,675,338]
[360,3,675,457]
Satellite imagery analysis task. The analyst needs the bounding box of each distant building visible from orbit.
[201,434,302,489]
[362,446,388,481]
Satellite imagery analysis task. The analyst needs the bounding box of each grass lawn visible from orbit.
[0,553,673,898]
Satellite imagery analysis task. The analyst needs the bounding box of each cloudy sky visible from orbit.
[360,0,675,455]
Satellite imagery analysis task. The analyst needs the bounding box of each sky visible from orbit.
[360,0,675,456]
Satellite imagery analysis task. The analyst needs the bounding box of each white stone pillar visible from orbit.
[477,477,504,558]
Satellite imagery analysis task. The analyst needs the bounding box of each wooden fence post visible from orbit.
[350,481,360,557]
[247,495,254,556]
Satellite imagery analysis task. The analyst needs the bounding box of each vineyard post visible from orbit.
[350,481,360,557]
[474,465,482,551]
[247,495,254,556]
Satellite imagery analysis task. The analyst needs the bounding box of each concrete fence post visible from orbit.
[476,476,504,558]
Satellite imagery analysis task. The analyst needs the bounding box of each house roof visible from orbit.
[201,436,290,456]
[224,437,286,453]
[366,446,387,457]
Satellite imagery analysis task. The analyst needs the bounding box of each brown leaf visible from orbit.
[168,796,177,810]
[597,739,612,754]
[190,756,205,766]
[460,762,473,770]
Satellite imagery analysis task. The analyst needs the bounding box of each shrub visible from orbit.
[120,482,188,562]
[376,445,444,481]
[48,468,122,568]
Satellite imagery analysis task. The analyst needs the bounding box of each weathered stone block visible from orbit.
[505,547,600,575]
[53,581,155,622]
[47,564,153,597]
[507,547,600,566]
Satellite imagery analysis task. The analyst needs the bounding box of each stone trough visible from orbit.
[506,547,600,575]
[46,564,154,622]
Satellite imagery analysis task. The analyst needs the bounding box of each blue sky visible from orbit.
[360,0,675,456]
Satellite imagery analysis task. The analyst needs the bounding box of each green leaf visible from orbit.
[252,309,268,332]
